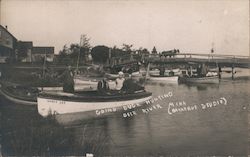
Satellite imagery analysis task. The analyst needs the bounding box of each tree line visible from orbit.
[55,34,180,65]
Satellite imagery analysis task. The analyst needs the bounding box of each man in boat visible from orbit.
[197,64,202,77]
[218,65,222,79]
[121,74,144,94]
[169,70,174,76]
[115,71,125,90]
[187,66,193,77]
[59,65,75,93]
[159,66,165,76]
[201,63,208,77]
[97,77,109,94]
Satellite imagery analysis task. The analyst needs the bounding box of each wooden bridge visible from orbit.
[109,53,250,68]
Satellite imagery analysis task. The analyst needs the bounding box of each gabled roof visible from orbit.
[0,25,17,41]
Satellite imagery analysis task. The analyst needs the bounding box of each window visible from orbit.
[6,39,10,45]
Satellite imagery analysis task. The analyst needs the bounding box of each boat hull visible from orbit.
[181,76,219,84]
[106,71,141,79]
[149,69,181,76]
[37,91,152,117]
[0,84,37,105]
[149,75,179,83]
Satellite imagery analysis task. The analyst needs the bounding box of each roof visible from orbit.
[18,41,33,49]
[32,46,54,54]
[0,25,17,41]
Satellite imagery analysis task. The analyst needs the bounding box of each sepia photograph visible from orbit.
[0,0,249,156]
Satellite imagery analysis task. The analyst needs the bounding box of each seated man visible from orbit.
[97,78,109,94]
[115,71,125,90]
[121,74,144,94]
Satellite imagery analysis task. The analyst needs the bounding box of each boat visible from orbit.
[74,76,100,91]
[74,76,116,91]
[105,71,141,79]
[149,68,181,76]
[148,75,179,83]
[0,83,38,105]
[37,90,152,117]
[180,75,219,84]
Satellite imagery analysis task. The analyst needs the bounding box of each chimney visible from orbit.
[5,25,7,30]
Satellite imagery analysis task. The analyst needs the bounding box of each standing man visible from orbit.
[59,66,75,93]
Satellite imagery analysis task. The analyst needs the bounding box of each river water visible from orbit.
[0,74,249,156]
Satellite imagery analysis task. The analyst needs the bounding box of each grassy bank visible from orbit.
[0,64,63,87]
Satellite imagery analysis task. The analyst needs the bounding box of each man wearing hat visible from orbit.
[115,71,125,90]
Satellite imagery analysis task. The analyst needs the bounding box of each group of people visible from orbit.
[196,64,209,77]
[97,71,144,94]
[60,66,144,94]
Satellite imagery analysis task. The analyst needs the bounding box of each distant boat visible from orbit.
[37,90,152,117]
[180,76,219,84]
[149,68,181,76]
[147,68,180,83]
[148,75,179,83]
[105,71,141,79]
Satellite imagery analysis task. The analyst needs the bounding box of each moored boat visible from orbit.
[0,84,38,105]
[180,75,219,84]
[148,75,179,83]
[37,90,152,117]
[149,68,181,76]
[105,71,141,79]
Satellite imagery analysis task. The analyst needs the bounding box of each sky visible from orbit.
[0,0,249,56]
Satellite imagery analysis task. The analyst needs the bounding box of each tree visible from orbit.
[122,44,133,54]
[56,34,91,65]
[111,46,127,57]
[80,34,91,49]
[91,45,110,64]
[152,46,157,54]
[78,34,91,64]
[138,47,150,55]
[57,45,71,64]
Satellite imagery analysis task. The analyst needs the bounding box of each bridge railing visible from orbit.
[108,53,250,66]
[148,53,250,59]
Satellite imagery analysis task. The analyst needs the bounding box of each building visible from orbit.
[32,47,54,62]
[17,41,33,62]
[0,25,55,63]
[0,25,17,63]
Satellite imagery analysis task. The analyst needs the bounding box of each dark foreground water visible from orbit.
[0,77,249,156]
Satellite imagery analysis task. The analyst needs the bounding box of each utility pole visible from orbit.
[42,48,47,78]
[76,35,84,73]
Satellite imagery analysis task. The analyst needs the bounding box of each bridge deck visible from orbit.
[110,53,250,68]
